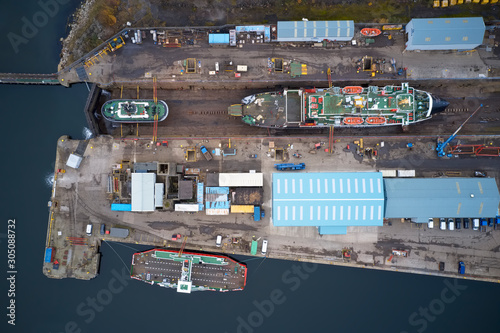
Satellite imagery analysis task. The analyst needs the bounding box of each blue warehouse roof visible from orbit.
[277,20,354,42]
[405,17,485,51]
[209,33,229,44]
[272,172,384,228]
[384,178,500,220]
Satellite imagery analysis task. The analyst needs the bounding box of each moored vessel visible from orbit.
[101,99,168,123]
[131,249,247,293]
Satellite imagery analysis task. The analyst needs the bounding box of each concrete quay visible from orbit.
[57,26,498,88]
[44,134,500,283]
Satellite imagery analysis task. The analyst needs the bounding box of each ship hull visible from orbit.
[130,249,247,293]
[101,99,169,123]
[235,83,448,129]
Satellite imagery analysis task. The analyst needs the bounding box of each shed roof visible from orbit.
[405,17,485,50]
[131,173,155,212]
[277,20,354,42]
[318,226,347,235]
[109,227,129,238]
[384,178,500,219]
[66,153,82,169]
[179,180,193,200]
[209,33,229,44]
[272,172,384,227]
[219,173,263,187]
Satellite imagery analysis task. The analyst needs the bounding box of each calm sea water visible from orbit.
[1,1,500,332]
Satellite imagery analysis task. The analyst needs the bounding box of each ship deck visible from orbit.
[102,99,168,122]
[131,249,247,291]
[306,87,417,118]
[242,91,302,127]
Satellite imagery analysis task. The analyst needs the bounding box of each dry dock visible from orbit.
[44,134,500,283]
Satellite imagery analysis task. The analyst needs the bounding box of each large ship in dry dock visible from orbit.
[228,82,449,128]
[131,249,247,293]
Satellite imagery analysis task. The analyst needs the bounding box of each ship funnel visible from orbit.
[430,95,450,114]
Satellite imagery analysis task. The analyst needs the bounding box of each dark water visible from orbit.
[1,1,500,332]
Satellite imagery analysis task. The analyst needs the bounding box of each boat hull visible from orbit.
[101,99,169,123]
[234,83,448,129]
[130,249,247,293]
[361,28,381,37]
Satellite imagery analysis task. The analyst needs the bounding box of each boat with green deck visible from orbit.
[101,99,168,123]
[131,249,247,293]
[229,83,449,128]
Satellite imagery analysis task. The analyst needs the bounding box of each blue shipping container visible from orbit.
[44,247,53,263]
[111,203,132,211]
[254,206,261,221]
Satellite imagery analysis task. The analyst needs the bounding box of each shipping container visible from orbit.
[44,247,54,263]
[175,204,200,212]
[254,206,261,221]
[231,205,255,213]
[397,170,416,177]
[379,169,397,178]
[250,240,258,255]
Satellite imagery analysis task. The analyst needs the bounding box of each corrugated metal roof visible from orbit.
[179,180,193,200]
[209,33,229,44]
[109,227,129,238]
[318,226,347,235]
[405,17,485,50]
[277,20,354,42]
[272,172,384,227]
[131,173,155,212]
[384,178,500,219]
[66,153,82,169]
[219,173,263,187]
[155,183,164,208]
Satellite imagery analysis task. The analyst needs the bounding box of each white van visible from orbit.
[472,218,480,231]
[261,240,268,255]
[428,218,434,229]
[215,62,219,73]
[86,224,93,236]
[216,235,222,247]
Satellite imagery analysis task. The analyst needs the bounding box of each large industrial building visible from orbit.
[405,17,485,51]
[272,172,500,235]
[276,20,354,42]
[384,178,500,222]
[272,172,385,235]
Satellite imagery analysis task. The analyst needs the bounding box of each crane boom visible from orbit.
[436,104,482,157]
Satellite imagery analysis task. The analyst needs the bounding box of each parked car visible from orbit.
[428,218,434,229]
[439,218,446,230]
[488,218,494,227]
[474,171,487,177]
[439,262,445,271]
[448,218,454,231]
[463,218,470,229]
[455,218,461,230]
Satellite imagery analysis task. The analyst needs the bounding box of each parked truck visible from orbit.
[274,163,305,171]
[200,146,213,161]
